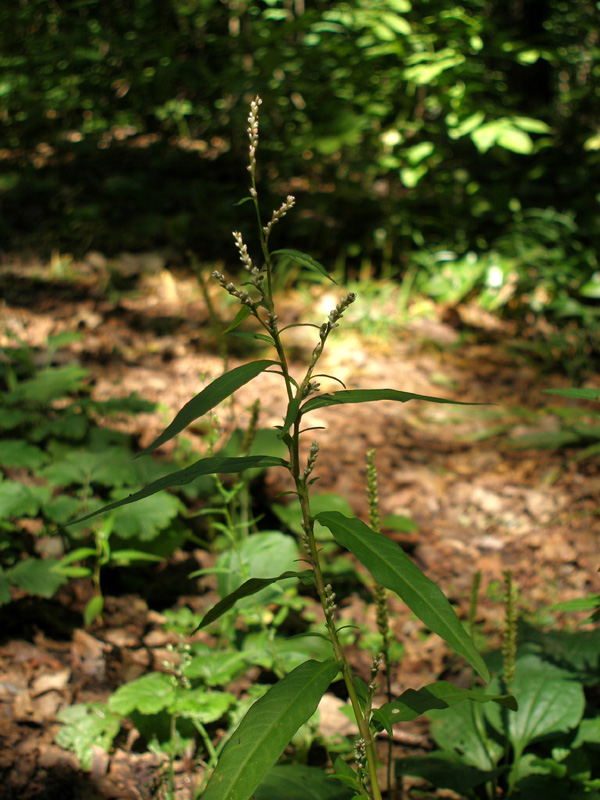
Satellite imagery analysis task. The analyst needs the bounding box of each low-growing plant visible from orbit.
[62,97,517,800]
[398,572,600,799]
[0,331,184,615]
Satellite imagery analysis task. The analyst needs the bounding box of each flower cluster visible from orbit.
[369,651,384,691]
[232,230,265,291]
[247,96,262,191]
[312,292,357,360]
[264,195,295,238]
[301,380,320,399]
[354,737,366,771]
[212,269,255,308]
[324,582,337,622]
[303,440,319,479]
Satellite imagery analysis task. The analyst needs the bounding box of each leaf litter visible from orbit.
[1,254,599,798]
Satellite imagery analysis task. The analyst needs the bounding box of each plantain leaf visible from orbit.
[63,455,288,527]
[201,659,340,800]
[316,512,489,681]
[272,249,337,284]
[301,389,481,414]
[139,361,278,456]
[196,570,315,631]
[373,681,516,736]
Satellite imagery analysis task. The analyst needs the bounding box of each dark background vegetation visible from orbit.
[1,0,599,276]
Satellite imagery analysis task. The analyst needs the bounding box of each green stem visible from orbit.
[247,145,380,796]
[290,421,382,800]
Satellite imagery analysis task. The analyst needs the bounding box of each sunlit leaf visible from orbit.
[169,688,235,722]
[224,305,251,333]
[496,127,533,154]
[196,570,314,630]
[485,654,585,756]
[544,387,600,402]
[301,388,479,414]
[63,455,288,527]
[56,703,121,771]
[139,360,278,456]
[108,672,175,716]
[316,512,489,681]
[7,557,67,598]
[373,681,516,736]
[272,249,337,284]
[202,659,339,800]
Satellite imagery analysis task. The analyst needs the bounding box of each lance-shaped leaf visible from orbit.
[64,456,288,527]
[195,570,315,631]
[277,396,302,440]
[272,249,337,284]
[224,306,252,333]
[302,388,480,414]
[201,658,339,800]
[316,512,489,682]
[139,360,278,456]
[544,387,600,402]
[373,681,517,736]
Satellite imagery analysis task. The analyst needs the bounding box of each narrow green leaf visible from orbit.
[272,249,337,284]
[57,548,98,566]
[544,387,600,402]
[110,550,164,564]
[278,396,302,440]
[63,455,288,527]
[373,681,516,736]
[202,659,339,800]
[196,570,315,630]
[139,361,277,456]
[224,305,251,333]
[235,196,254,206]
[83,595,104,627]
[316,512,489,681]
[301,389,481,414]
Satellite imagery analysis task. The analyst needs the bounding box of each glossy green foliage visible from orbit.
[374,681,516,735]
[0,338,187,607]
[66,455,288,526]
[139,361,277,456]
[400,651,598,798]
[202,659,340,800]
[317,511,489,681]
[196,570,314,630]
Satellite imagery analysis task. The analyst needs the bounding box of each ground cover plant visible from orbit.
[0,331,186,622]
[54,97,529,800]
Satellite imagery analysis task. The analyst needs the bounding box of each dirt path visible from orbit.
[1,254,599,798]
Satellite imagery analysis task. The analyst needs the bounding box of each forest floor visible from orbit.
[1,252,599,799]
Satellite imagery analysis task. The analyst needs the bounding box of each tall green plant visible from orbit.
[65,97,516,800]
